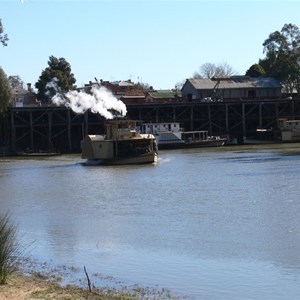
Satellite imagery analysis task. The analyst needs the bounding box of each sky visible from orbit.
[1,0,300,91]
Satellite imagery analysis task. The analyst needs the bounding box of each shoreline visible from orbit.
[0,259,186,300]
[0,273,135,300]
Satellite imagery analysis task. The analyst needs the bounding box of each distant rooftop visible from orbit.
[187,76,282,90]
[148,89,182,99]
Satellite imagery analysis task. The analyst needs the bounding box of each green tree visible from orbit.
[261,23,300,95]
[35,56,76,102]
[245,64,266,77]
[0,67,11,115]
[0,19,9,47]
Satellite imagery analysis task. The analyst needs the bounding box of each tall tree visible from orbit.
[245,64,266,77]
[194,62,237,79]
[0,19,9,46]
[0,67,11,115]
[262,23,300,95]
[35,56,76,101]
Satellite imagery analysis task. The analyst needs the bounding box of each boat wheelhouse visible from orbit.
[82,120,158,165]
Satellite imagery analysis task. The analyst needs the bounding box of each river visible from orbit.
[1,144,300,299]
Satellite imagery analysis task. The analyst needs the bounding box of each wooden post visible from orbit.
[190,105,194,130]
[67,109,72,152]
[225,103,229,133]
[242,103,246,141]
[208,105,212,135]
[48,111,52,151]
[30,111,34,150]
[84,111,88,136]
[10,110,16,153]
[173,106,176,123]
[259,102,262,128]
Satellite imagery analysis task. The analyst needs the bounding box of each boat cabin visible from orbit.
[142,122,183,134]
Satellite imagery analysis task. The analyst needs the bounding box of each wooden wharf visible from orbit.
[2,98,300,154]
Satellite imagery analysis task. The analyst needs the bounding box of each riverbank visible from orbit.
[1,271,158,300]
[0,259,184,300]
[0,273,137,300]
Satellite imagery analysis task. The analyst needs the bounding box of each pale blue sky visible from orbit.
[1,0,300,90]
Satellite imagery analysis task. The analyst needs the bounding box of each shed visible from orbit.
[145,90,182,103]
[181,76,282,102]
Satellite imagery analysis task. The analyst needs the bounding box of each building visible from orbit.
[80,79,145,100]
[181,76,282,102]
[11,83,39,107]
[145,90,182,103]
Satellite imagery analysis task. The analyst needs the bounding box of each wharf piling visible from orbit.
[1,98,300,155]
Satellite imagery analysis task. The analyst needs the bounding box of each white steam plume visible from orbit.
[46,77,60,96]
[51,85,127,119]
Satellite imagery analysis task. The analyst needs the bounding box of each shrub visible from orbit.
[0,213,20,284]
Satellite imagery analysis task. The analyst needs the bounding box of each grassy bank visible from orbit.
[0,269,186,300]
[0,272,136,300]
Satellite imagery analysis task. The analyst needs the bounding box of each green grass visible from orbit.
[0,213,20,284]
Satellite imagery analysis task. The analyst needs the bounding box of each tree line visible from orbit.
[1,21,300,115]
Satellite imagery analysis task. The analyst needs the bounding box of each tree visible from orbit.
[245,64,266,77]
[174,80,185,90]
[8,75,23,89]
[261,23,300,95]
[0,19,8,47]
[194,62,237,79]
[0,67,11,115]
[35,56,76,101]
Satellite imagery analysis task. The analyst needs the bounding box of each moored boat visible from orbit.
[279,118,300,142]
[81,120,158,165]
[243,128,277,144]
[142,122,227,149]
[17,150,60,157]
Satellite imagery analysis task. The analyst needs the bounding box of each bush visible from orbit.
[0,213,20,284]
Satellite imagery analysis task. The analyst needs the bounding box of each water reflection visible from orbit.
[1,145,300,299]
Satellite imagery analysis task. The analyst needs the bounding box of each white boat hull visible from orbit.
[157,139,226,149]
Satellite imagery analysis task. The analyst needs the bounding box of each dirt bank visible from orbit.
[0,273,134,300]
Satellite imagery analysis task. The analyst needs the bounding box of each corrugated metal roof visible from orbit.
[189,76,281,90]
[148,90,182,99]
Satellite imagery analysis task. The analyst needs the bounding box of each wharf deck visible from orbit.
[2,98,300,154]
